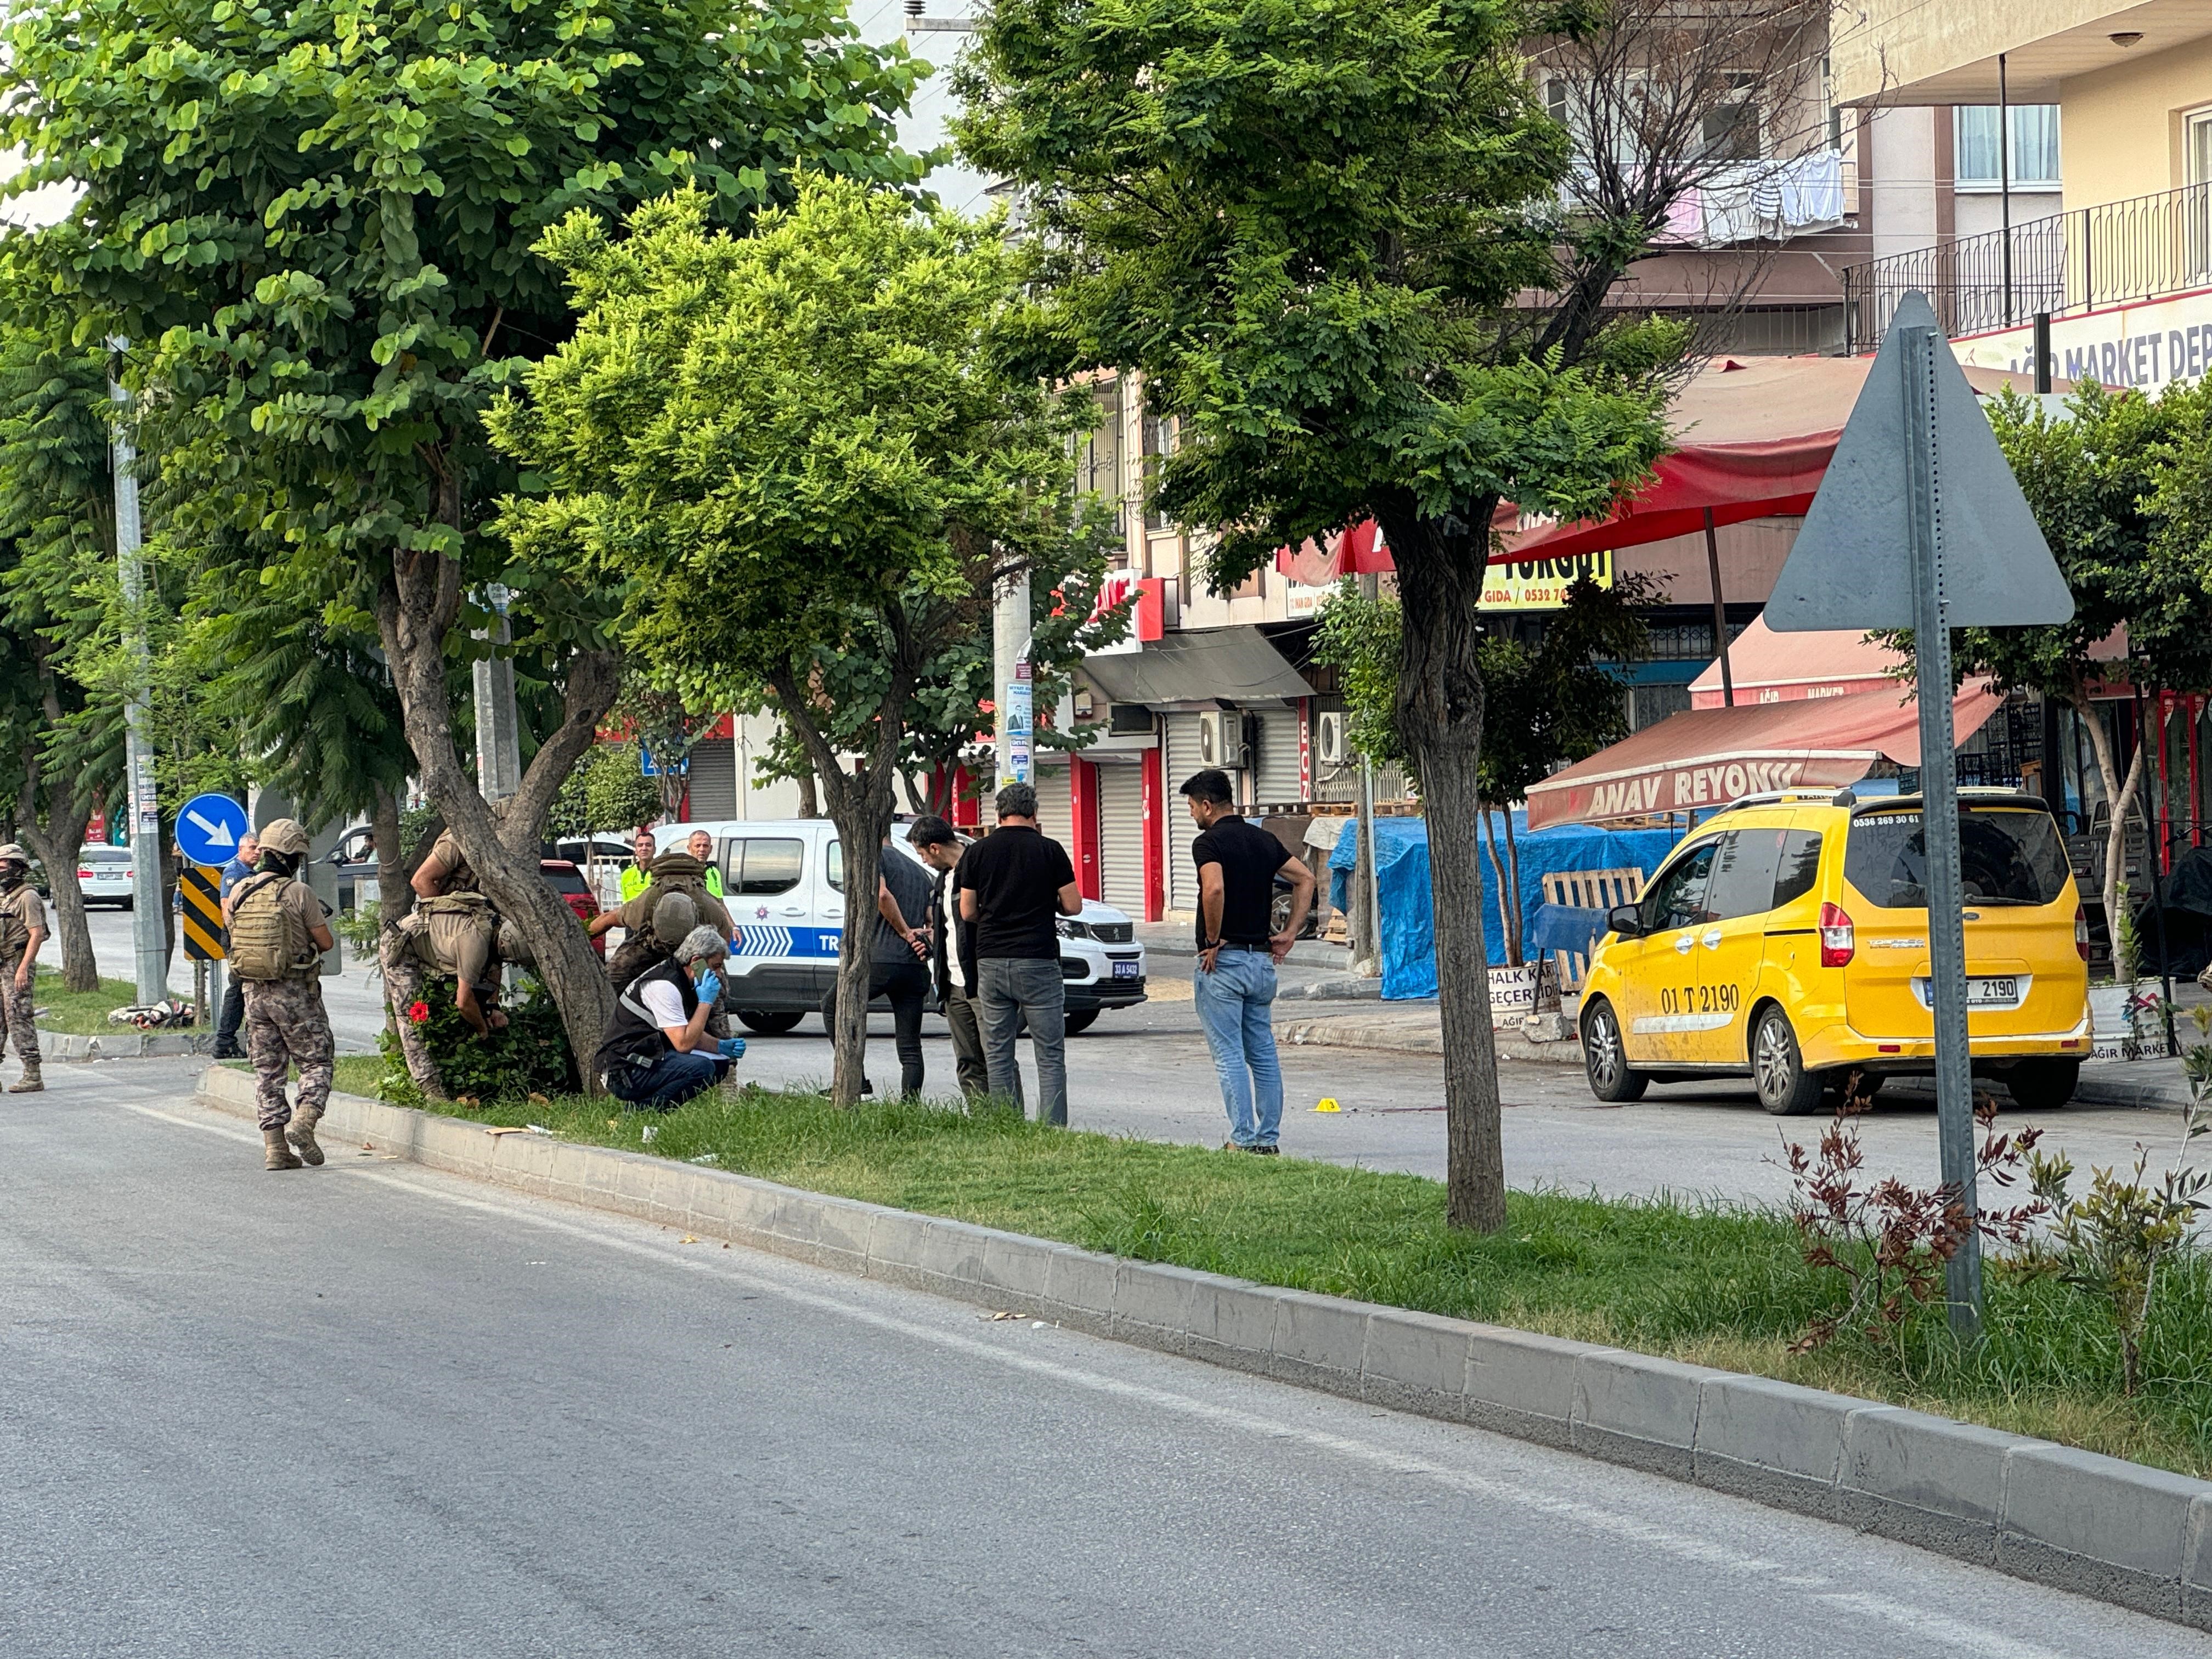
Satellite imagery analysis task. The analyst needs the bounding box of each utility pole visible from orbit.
[1352,571,1382,974]
[109,341,167,1006]
[473,583,522,805]
[993,569,1032,791]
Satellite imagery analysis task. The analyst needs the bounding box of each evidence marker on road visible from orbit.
[179,865,225,961]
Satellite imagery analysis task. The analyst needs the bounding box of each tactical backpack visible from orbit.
[228,873,317,981]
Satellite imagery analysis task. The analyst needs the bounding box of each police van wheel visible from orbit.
[736,1009,805,1035]
[1751,1007,1826,1115]
[1581,1000,1646,1104]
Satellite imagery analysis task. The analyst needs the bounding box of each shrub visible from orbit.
[379,975,577,1103]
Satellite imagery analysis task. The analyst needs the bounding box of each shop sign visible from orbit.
[1480,549,1613,611]
[1954,286,2212,394]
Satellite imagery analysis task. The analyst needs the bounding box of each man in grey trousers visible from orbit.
[958,782,1082,1125]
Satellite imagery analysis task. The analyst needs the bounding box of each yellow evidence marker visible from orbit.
[1313,1097,1341,1113]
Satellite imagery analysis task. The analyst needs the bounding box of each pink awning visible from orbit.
[1523,680,2005,830]
[1689,616,1906,709]
[1274,356,2052,581]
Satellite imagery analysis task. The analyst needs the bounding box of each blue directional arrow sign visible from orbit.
[176,793,250,867]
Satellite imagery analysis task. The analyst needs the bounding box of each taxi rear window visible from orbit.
[1844,807,2069,909]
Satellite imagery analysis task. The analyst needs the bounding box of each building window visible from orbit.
[1821,57,1841,150]
[1700,73,1760,162]
[1075,380,1124,542]
[1140,409,1175,533]
[1954,104,2060,188]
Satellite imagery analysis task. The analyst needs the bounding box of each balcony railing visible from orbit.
[1841,180,2212,352]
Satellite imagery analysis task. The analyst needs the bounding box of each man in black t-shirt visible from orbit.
[957,782,1082,1125]
[906,815,991,1101]
[1183,768,1313,1153]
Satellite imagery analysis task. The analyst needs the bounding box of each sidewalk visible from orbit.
[1277,998,2198,1109]
[1135,922,1379,1001]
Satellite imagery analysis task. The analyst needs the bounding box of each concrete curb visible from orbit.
[1278,1012,1588,1068]
[40,1028,214,1061]
[193,1063,2212,1630]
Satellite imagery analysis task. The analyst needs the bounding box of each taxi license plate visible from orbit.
[1113,961,1141,979]
[1912,975,2027,1009]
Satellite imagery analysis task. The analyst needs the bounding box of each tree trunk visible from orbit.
[1379,501,1506,1233]
[796,768,820,819]
[376,527,622,1093]
[16,798,97,993]
[1501,806,1524,967]
[1480,806,1513,966]
[2073,688,2144,981]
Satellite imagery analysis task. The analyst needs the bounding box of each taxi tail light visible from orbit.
[1818,901,1855,967]
[2075,903,2090,962]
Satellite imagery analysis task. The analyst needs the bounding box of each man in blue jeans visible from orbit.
[1182,769,1313,1153]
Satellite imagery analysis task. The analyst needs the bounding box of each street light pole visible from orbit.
[109,341,167,1006]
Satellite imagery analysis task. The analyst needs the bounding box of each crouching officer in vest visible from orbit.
[223,819,337,1170]
[0,844,48,1093]
[595,926,746,1111]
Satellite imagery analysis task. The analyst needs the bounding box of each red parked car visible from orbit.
[541,858,605,958]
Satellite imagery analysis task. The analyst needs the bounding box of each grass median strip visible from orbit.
[325,1054,2212,1477]
[31,966,155,1035]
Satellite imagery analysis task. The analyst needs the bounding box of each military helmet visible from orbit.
[258,817,311,856]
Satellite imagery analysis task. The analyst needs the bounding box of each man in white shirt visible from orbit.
[594,926,745,1110]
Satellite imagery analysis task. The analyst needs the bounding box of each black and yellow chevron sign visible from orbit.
[180,865,224,961]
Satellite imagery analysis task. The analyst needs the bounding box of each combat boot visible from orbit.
[7,1066,41,1093]
[286,1107,325,1167]
[263,1128,302,1170]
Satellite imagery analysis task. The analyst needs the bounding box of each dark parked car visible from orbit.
[541,858,606,958]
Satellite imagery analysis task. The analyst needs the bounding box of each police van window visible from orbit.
[730,837,804,896]
[1771,829,1824,909]
[826,840,842,891]
[1844,808,2069,909]
[1639,839,1719,932]
[1706,827,1787,920]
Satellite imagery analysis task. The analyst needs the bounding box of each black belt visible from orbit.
[1210,942,1269,953]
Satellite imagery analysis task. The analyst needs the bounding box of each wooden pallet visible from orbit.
[1540,866,1647,1001]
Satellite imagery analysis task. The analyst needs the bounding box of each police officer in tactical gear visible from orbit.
[0,843,48,1092]
[223,818,336,1170]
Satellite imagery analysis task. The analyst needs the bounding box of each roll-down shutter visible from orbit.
[1097,761,1146,917]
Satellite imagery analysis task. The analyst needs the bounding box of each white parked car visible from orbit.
[655,818,1148,1034]
[77,845,136,908]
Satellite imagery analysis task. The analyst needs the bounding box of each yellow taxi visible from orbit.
[1577,787,2091,1114]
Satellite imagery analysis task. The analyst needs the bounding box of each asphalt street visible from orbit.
[42,906,2197,1208]
[4,1060,2203,1659]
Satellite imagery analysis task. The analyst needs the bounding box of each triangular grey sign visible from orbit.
[1766,291,2074,631]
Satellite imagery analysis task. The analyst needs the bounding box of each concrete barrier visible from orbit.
[193,1064,2212,1630]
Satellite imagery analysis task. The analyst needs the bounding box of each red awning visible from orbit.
[1523,680,2005,830]
[1275,356,2051,581]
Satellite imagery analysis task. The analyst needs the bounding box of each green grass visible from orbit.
[30,964,157,1034]
[323,1053,2212,1478]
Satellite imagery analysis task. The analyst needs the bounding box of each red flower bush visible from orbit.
[407,1000,430,1024]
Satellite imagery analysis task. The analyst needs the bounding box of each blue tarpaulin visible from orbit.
[1330,814,1681,999]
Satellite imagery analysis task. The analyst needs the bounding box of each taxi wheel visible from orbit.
[736,1009,805,1035]
[2005,1058,2080,1112]
[1580,999,1646,1104]
[1751,1007,1826,1116]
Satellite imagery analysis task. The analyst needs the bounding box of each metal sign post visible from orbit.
[1900,325,1982,1335]
[1765,291,2074,1339]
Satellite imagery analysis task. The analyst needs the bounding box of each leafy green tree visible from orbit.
[1315,576,1649,963]
[1892,383,2212,981]
[3,0,929,1079]
[495,178,1101,1102]
[0,329,119,990]
[958,0,1674,1228]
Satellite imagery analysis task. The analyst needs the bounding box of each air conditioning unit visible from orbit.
[1197,709,1248,771]
[1316,710,1347,767]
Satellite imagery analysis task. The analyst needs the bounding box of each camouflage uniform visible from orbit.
[0,868,46,1087]
[242,975,335,1132]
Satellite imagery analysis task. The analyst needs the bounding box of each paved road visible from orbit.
[3,1062,2200,1659]
[46,909,2195,1207]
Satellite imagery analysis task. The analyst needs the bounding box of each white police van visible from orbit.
[656,819,1148,1035]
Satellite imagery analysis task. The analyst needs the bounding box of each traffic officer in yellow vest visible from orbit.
[222,818,337,1170]
[0,843,48,1092]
